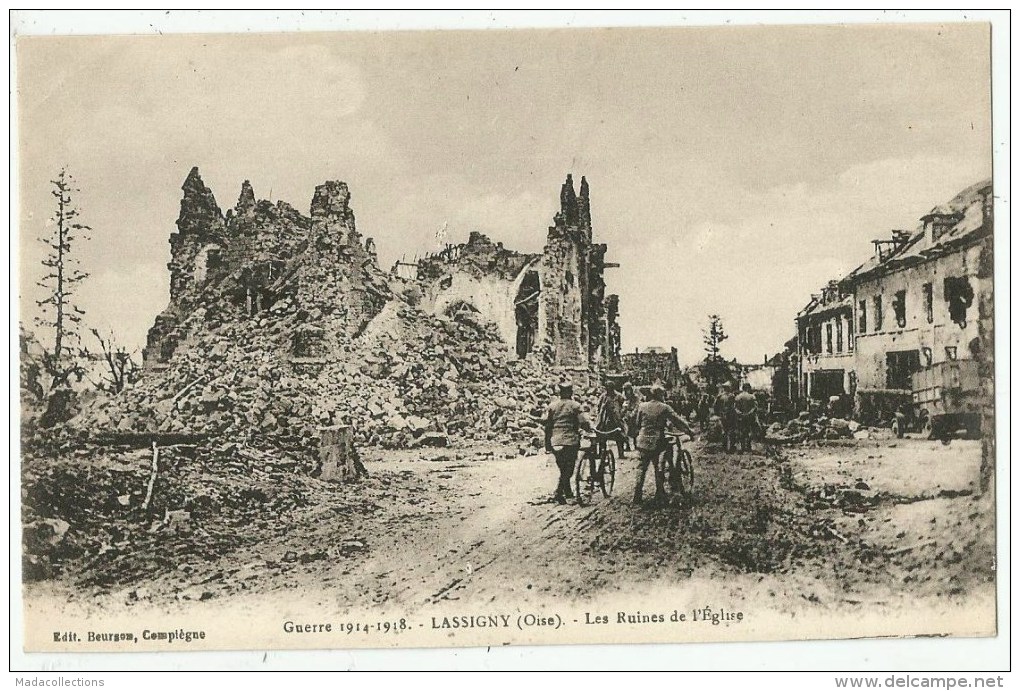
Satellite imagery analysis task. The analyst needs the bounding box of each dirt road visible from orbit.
[26,435,995,628]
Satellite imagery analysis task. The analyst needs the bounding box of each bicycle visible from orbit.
[661,431,695,500]
[574,427,620,506]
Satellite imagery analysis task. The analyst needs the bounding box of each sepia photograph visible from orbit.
[12,12,1005,665]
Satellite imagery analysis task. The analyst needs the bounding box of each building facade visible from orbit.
[620,347,681,389]
[795,281,855,404]
[793,179,992,429]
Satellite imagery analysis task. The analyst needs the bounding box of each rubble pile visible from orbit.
[765,413,866,444]
[20,441,379,586]
[65,169,595,455]
[71,302,591,453]
[69,294,583,454]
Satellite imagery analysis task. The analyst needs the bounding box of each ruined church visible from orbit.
[410,174,621,370]
[145,170,621,375]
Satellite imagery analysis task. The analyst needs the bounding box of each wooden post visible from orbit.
[319,425,360,482]
[142,441,159,512]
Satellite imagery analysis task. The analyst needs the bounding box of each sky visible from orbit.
[16,22,991,365]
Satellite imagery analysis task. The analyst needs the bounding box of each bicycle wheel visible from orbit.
[661,445,677,495]
[600,448,616,497]
[575,453,596,506]
[676,449,695,497]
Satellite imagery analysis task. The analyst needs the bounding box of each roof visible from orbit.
[845,178,992,284]
[798,292,852,320]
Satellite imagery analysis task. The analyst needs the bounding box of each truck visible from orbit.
[909,359,983,440]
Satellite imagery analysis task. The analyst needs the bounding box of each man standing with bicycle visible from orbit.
[595,379,627,459]
[540,381,591,505]
[633,385,695,505]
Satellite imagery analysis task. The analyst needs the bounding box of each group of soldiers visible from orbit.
[536,376,763,506]
[535,379,695,505]
[706,380,762,453]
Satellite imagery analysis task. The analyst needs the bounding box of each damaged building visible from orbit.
[620,347,682,390]
[81,167,622,453]
[143,167,389,370]
[794,179,993,435]
[406,174,622,371]
[795,279,855,405]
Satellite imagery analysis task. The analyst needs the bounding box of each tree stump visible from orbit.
[319,425,360,482]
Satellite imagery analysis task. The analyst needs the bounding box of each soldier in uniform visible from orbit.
[540,382,591,504]
[733,382,760,453]
[595,379,627,459]
[713,381,737,451]
[633,385,695,504]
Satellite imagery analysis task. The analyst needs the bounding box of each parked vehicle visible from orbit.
[910,360,983,440]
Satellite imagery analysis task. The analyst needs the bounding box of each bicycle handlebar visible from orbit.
[664,431,693,441]
[584,427,622,438]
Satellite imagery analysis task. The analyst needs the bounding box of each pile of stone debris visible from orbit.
[66,292,592,456]
[43,170,606,458]
[765,413,869,444]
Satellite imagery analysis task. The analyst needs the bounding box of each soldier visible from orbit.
[595,379,627,459]
[621,381,641,451]
[733,382,760,453]
[633,385,695,504]
[540,382,591,505]
[713,381,737,451]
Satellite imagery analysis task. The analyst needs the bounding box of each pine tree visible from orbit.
[34,168,90,393]
[702,314,730,389]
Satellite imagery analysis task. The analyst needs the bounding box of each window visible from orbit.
[858,300,867,333]
[893,290,907,328]
[944,276,974,328]
[825,323,833,354]
[886,350,921,390]
[922,283,934,323]
[835,318,844,353]
[805,324,823,354]
[873,295,883,331]
[848,315,855,352]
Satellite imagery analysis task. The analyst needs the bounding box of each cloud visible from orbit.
[614,154,990,364]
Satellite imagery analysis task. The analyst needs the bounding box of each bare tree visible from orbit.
[33,168,90,394]
[90,328,139,393]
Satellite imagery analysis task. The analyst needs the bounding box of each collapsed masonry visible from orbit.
[69,169,615,453]
[409,174,621,371]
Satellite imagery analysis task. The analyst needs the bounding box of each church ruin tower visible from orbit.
[142,167,389,371]
[411,173,621,370]
[541,174,619,368]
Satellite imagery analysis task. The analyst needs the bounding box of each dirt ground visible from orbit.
[23,432,996,631]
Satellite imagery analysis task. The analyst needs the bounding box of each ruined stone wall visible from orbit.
[604,294,622,365]
[539,173,606,368]
[417,232,542,358]
[143,169,388,369]
[417,175,619,368]
[621,348,681,389]
[540,222,588,366]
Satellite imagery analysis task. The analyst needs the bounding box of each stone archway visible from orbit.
[515,270,540,359]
